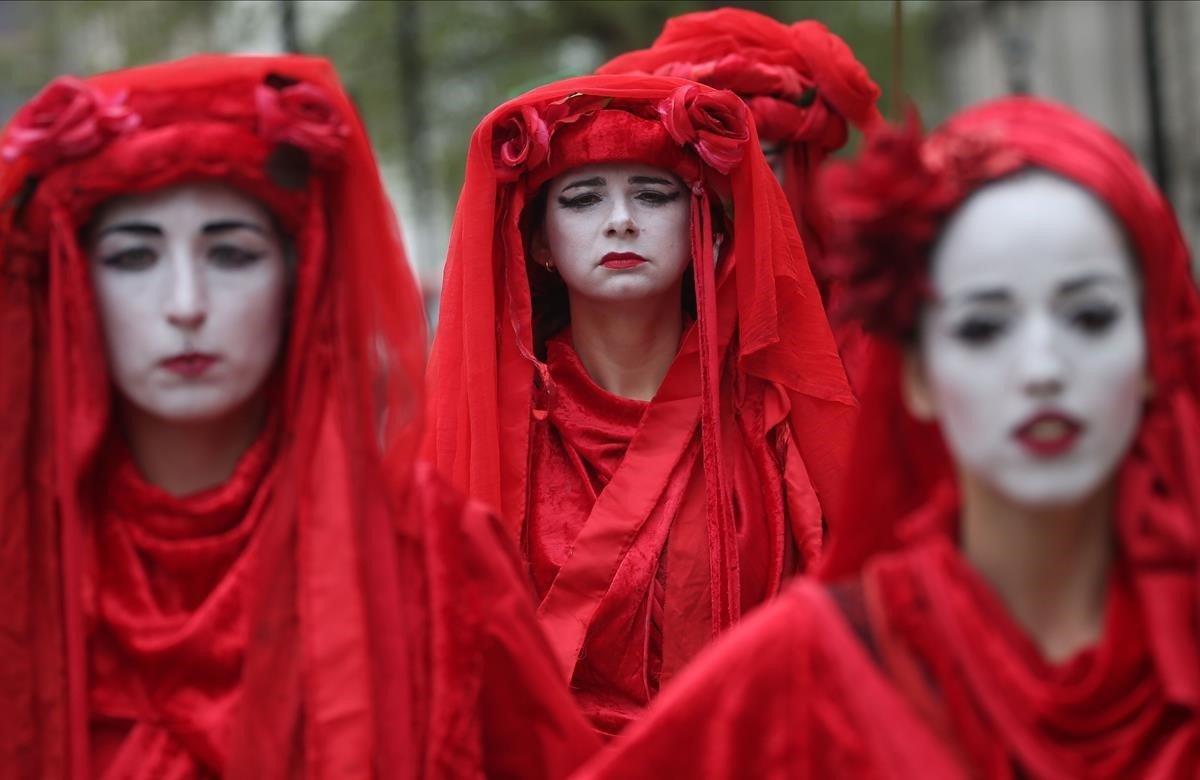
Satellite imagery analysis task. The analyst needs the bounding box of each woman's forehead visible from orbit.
[92,182,272,231]
[549,162,682,188]
[931,172,1136,298]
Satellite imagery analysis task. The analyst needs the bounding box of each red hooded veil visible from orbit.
[0,55,595,778]
[423,74,856,734]
[580,97,1200,778]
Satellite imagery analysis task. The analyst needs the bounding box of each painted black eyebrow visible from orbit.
[561,176,605,192]
[96,222,162,238]
[1058,274,1123,296]
[629,176,675,186]
[202,220,268,236]
[961,289,1011,304]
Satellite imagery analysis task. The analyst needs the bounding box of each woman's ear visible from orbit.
[902,348,937,421]
[530,228,554,271]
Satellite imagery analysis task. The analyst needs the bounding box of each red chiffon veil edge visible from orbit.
[0,55,431,777]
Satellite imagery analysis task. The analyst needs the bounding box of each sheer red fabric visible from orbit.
[818,98,1200,774]
[424,75,855,734]
[0,55,596,778]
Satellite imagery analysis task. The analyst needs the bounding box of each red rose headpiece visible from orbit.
[491,84,749,192]
[821,110,1025,339]
[4,68,351,248]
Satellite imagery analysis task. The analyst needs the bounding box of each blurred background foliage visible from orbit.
[0,0,937,281]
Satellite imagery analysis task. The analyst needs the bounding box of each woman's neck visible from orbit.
[119,396,267,497]
[567,288,684,401]
[959,474,1114,662]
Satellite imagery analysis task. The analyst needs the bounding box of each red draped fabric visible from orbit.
[577,580,965,780]
[575,96,1200,777]
[0,55,596,778]
[424,75,855,735]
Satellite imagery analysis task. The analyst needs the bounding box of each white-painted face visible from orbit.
[89,181,289,424]
[910,172,1146,507]
[541,162,691,304]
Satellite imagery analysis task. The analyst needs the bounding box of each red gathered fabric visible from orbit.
[423,74,855,734]
[815,97,1200,775]
[0,55,596,778]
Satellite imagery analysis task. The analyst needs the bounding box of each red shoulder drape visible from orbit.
[424,75,855,734]
[0,55,596,778]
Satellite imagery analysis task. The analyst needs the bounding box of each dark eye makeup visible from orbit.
[100,246,158,271]
[952,316,1007,346]
[556,188,682,210]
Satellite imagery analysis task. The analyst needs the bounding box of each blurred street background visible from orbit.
[4,0,1199,314]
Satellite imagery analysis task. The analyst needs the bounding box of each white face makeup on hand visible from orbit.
[542,162,691,304]
[911,171,1146,508]
[89,181,289,424]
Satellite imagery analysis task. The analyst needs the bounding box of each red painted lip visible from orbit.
[600,251,648,269]
[1012,411,1084,458]
[161,353,218,378]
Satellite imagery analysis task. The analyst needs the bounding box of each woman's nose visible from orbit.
[165,256,207,330]
[1015,315,1066,398]
[604,197,639,237]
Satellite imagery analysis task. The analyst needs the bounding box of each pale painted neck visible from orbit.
[959,473,1115,663]
[567,287,685,402]
[119,395,267,497]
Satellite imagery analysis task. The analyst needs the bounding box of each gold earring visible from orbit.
[543,257,555,272]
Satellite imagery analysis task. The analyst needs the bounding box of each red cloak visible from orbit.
[424,75,856,734]
[0,55,596,778]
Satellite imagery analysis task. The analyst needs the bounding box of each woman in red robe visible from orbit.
[0,55,596,778]
[598,7,882,389]
[424,75,856,735]
[578,98,1200,777]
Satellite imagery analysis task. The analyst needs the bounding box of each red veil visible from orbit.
[424,75,855,732]
[598,7,882,284]
[817,98,1200,774]
[0,55,594,778]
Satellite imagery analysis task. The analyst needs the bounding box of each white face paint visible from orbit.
[542,162,691,304]
[912,172,1145,508]
[89,181,289,424]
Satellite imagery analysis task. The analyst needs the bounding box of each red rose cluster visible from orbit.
[821,112,1026,339]
[4,74,350,176]
[492,89,748,181]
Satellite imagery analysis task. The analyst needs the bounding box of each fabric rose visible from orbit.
[256,80,350,168]
[493,105,550,182]
[1,76,140,170]
[657,84,749,175]
[820,113,963,338]
[792,21,882,130]
[658,55,807,102]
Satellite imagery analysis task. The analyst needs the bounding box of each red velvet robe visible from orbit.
[526,332,820,736]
